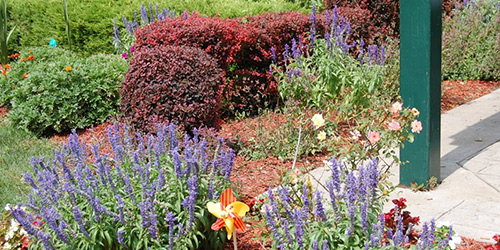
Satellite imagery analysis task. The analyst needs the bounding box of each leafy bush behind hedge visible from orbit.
[442,0,500,80]
[0,47,127,135]
[7,0,305,57]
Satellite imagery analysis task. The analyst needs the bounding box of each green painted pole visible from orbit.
[399,0,441,186]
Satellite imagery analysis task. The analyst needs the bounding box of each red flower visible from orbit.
[27,55,34,61]
[23,73,28,79]
[493,234,499,241]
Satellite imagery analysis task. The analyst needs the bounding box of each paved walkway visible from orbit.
[309,88,500,243]
[385,88,500,242]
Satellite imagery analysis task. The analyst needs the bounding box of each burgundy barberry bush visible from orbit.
[133,12,243,72]
[324,0,457,43]
[120,45,223,133]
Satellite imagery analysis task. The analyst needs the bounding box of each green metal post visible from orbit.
[400,0,441,186]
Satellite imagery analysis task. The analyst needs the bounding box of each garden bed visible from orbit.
[1,79,490,250]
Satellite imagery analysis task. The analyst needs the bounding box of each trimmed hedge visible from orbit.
[7,0,305,57]
[324,0,458,43]
[120,45,224,133]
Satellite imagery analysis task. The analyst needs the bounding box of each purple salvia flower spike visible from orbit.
[73,206,90,238]
[38,230,55,250]
[314,190,327,221]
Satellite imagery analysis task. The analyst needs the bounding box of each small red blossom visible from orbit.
[27,55,34,61]
[23,73,28,79]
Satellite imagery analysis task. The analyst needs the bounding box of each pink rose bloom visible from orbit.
[391,101,403,114]
[388,120,401,131]
[411,120,423,133]
[368,131,380,144]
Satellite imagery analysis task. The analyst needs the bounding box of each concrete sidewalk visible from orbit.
[308,88,500,242]
[385,88,500,242]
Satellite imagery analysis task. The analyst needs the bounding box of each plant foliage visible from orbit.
[0,47,127,135]
[120,45,223,133]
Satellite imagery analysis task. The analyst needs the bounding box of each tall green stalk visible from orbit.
[63,0,71,50]
[0,0,15,65]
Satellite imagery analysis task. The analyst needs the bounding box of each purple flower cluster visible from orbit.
[10,122,235,248]
[113,3,176,52]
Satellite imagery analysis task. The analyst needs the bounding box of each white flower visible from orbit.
[350,130,361,141]
[4,229,14,241]
[449,235,462,249]
[3,242,12,249]
[317,131,327,141]
[4,203,10,211]
[10,219,20,231]
[19,228,28,236]
[436,221,451,228]
[311,114,325,129]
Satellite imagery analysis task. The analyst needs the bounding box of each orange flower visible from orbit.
[27,55,34,61]
[28,49,32,52]
[12,85,15,89]
[20,58,25,62]
[65,66,72,71]
[9,53,19,58]
[4,64,11,69]
[2,71,6,75]
[23,73,28,79]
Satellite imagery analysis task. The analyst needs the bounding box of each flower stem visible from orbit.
[292,126,302,170]
[233,231,238,250]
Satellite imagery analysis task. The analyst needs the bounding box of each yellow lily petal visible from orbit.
[229,201,250,218]
[207,202,223,218]
[224,218,234,240]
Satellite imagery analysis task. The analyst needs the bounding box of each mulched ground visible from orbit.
[1,79,499,249]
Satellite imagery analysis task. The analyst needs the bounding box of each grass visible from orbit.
[0,116,55,209]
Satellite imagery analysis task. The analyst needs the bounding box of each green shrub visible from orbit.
[0,47,127,135]
[7,0,304,57]
[442,0,500,80]
[120,45,223,133]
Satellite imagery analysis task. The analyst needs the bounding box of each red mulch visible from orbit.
[1,80,499,249]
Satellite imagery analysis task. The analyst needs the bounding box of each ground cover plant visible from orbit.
[0,47,127,135]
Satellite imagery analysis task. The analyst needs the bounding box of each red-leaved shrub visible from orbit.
[133,12,243,72]
[325,0,457,42]
[120,45,223,133]
[223,11,327,116]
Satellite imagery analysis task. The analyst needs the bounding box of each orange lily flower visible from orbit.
[207,188,249,240]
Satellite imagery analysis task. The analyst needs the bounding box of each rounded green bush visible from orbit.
[1,47,127,135]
